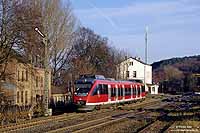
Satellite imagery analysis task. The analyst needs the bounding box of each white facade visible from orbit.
[149,85,159,94]
[116,57,152,91]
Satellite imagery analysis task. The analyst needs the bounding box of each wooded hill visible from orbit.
[152,55,200,73]
[152,55,200,93]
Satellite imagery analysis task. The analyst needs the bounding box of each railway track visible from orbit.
[0,98,164,133]
[48,111,146,133]
[0,113,74,129]
[138,119,174,133]
[47,101,164,133]
[138,120,165,133]
[3,109,121,133]
[137,102,177,133]
[0,113,80,132]
[122,99,162,110]
[0,110,111,133]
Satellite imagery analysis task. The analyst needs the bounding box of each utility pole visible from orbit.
[144,26,148,92]
[35,27,49,116]
[145,26,148,64]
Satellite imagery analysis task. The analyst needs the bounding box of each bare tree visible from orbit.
[71,27,125,79]
[14,0,43,63]
[13,0,77,84]
[39,0,76,83]
[0,0,25,80]
[163,66,184,81]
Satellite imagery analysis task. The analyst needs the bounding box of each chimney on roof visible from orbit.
[135,56,140,60]
[125,56,127,60]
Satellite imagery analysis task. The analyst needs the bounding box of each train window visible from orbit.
[75,83,92,96]
[129,86,131,95]
[118,87,121,96]
[125,87,131,96]
[118,87,120,96]
[91,85,99,95]
[111,87,116,97]
[99,84,103,94]
[118,87,123,96]
[121,87,123,96]
[124,87,128,96]
[142,85,145,92]
[100,84,108,94]
[92,84,108,95]
[138,86,141,95]
[133,86,136,95]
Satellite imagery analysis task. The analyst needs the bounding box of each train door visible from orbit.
[90,84,108,103]
[140,86,142,98]
[125,84,131,100]
[110,84,116,101]
[99,84,108,103]
[89,83,100,104]
[116,85,118,101]
[137,85,141,98]
[142,85,145,97]
[122,85,125,100]
[135,85,138,98]
[108,84,111,102]
[118,84,123,101]
[131,85,133,99]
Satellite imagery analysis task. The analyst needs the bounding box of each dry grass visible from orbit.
[167,120,200,133]
[84,119,149,133]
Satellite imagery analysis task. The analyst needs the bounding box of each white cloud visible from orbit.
[86,0,118,31]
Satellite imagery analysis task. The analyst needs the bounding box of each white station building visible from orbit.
[116,57,158,94]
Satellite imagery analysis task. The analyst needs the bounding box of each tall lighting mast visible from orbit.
[144,26,148,92]
[145,26,148,64]
[35,27,49,116]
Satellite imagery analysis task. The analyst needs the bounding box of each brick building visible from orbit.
[0,56,51,106]
[51,85,70,105]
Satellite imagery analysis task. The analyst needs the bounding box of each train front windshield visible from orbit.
[75,83,92,96]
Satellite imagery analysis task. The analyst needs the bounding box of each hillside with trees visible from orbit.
[152,55,200,93]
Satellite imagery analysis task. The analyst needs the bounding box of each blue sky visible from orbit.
[70,0,200,63]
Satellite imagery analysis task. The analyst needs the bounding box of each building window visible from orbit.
[36,76,38,87]
[152,87,155,92]
[41,77,43,87]
[133,71,136,78]
[17,91,19,103]
[126,71,129,78]
[21,91,24,103]
[18,71,20,81]
[25,91,28,104]
[26,69,28,81]
[22,71,24,81]
[129,62,133,66]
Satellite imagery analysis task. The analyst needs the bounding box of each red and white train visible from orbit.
[73,75,146,111]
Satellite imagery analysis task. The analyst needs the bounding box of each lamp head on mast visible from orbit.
[34,27,45,38]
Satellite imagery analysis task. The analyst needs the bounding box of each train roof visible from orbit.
[79,74,105,80]
[75,78,143,85]
[95,79,142,85]
[75,74,143,85]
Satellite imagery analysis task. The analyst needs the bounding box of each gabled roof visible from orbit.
[8,49,30,64]
[118,57,151,66]
[51,85,68,94]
